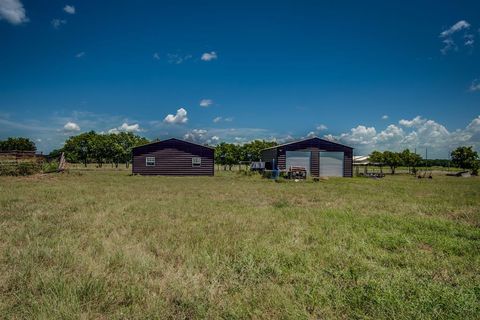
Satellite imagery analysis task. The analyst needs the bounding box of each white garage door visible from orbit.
[286,151,311,176]
[319,152,344,177]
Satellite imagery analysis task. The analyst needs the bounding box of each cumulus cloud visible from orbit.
[75,52,85,58]
[63,5,75,14]
[399,115,425,127]
[213,116,222,123]
[164,108,188,124]
[184,129,208,143]
[0,0,28,25]
[316,124,328,131]
[327,115,480,158]
[63,121,80,131]
[108,122,141,134]
[51,18,66,29]
[440,20,472,54]
[199,99,213,107]
[201,51,217,61]
[382,115,389,120]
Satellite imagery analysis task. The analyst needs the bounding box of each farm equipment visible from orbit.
[287,166,307,180]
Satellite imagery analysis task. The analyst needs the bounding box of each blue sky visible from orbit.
[0,0,479,158]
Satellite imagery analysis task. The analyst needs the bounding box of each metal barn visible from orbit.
[132,138,214,176]
[260,137,353,177]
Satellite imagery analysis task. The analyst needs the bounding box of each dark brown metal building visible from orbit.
[260,137,353,177]
[132,138,214,176]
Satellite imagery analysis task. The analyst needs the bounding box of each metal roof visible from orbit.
[132,138,215,150]
[260,136,353,151]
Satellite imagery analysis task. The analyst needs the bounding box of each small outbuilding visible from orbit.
[260,137,353,177]
[132,138,214,176]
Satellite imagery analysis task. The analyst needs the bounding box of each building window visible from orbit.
[192,157,201,167]
[146,157,155,166]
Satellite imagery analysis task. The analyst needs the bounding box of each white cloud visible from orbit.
[183,127,273,145]
[51,18,66,29]
[164,108,188,124]
[399,115,425,128]
[153,52,160,60]
[201,51,217,61]
[63,121,80,131]
[316,124,328,131]
[328,115,480,158]
[183,129,223,145]
[469,79,480,92]
[200,99,213,107]
[184,129,208,142]
[338,125,377,145]
[213,116,233,123]
[0,0,28,25]
[382,115,389,120]
[440,20,470,38]
[108,122,141,134]
[464,34,475,46]
[75,52,85,58]
[439,20,472,54]
[63,5,75,14]
[167,53,192,64]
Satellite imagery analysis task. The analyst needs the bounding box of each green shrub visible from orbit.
[472,161,479,176]
[42,161,59,173]
[0,164,17,176]
[17,162,38,176]
[0,161,42,176]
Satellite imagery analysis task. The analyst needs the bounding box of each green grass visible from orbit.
[0,169,479,319]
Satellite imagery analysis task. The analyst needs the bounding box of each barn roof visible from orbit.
[260,136,353,151]
[132,138,215,150]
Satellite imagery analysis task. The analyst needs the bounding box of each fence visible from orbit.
[0,151,46,175]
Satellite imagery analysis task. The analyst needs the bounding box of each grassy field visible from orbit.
[0,169,479,319]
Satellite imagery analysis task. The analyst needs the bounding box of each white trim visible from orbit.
[192,157,201,167]
[146,156,155,166]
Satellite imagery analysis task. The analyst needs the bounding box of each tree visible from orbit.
[240,140,277,162]
[451,146,479,171]
[110,132,149,167]
[400,149,422,174]
[215,142,241,170]
[62,131,149,167]
[368,150,384,172]
[368,151,384,164]
[383,151,402,174]
[0,137,36,152]
[63,131,97,166]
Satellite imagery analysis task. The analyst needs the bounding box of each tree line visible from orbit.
[214,140,278,170]
[1,136,478,174]
[0,135,277,168]
[368,147,479,175]
[0,137,36,152]
[51,131,150,167]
